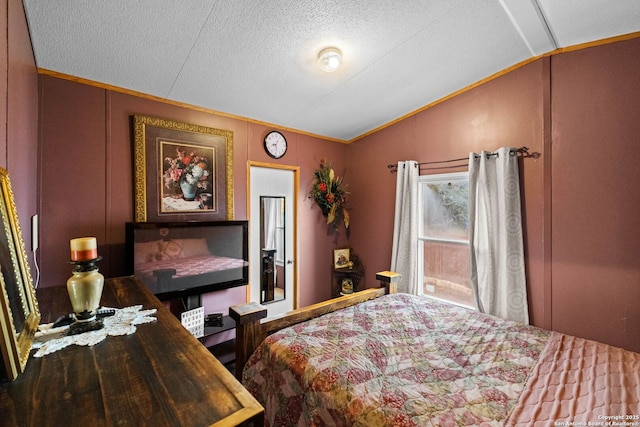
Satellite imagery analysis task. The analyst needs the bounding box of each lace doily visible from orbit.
[32,305,157,357]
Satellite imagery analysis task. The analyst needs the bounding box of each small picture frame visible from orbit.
[333,247,351,270]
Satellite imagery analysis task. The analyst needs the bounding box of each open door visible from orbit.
[248,162,299,318]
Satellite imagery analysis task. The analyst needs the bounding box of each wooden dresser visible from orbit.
[0,276,264,426]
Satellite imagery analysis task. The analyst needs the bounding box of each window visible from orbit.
[418,172,475,309]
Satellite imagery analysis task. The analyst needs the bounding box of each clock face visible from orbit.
[264,131,287,159]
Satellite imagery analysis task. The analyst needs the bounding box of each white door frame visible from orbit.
[247,161,299,316]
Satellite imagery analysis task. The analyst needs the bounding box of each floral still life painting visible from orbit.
[161,142,215,211]
[133,114,233,222]
[308,160,349,229]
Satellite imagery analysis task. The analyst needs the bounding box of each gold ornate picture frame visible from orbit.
[0,168,40,380]
[133,115,234,222]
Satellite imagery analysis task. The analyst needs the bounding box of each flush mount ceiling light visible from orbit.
[318,47,342,72]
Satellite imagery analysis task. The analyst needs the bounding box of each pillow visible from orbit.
[160,240,184,259]
[180,238,210,257]
[133,240,163,264]
[135,239,210,264]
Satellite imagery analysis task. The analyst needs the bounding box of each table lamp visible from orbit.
[67,237,104,335]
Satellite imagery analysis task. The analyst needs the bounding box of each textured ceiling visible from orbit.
[22,0,640,141]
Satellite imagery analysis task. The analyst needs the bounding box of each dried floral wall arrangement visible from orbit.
[308,160,349,229]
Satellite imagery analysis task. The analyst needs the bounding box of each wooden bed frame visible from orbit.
[229,271,401,379]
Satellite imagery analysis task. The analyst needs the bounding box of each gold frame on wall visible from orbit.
[333,247,351,270]
[0,168,40,380]
[133,115,234,222]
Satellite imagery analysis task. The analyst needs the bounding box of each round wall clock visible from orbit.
[263,131,287,159]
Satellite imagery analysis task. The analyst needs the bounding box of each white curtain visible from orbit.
[468,147,529,324]
[263,198,281,283]
[390,161,420,294]
[263,198,279,250]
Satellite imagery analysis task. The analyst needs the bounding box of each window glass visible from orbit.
[422,180,468,240]
[419,172,475,309]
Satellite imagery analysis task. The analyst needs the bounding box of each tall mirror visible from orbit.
[0,167,40,380]
[260,196,285,304]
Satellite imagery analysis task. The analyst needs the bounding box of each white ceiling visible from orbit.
[22,0,640,141]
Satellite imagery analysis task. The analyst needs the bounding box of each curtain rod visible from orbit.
[387,146,540,173]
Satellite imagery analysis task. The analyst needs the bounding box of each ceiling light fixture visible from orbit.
[318,47,342,72]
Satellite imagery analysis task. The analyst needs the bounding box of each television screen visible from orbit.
[125,221,248,301]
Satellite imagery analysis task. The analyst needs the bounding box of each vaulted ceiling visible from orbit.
[22,1,640,141]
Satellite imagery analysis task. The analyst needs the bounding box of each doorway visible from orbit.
[248,162,298,318]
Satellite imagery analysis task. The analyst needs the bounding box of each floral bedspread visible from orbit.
[243,293,549,426]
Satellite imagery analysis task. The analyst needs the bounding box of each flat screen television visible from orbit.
[125,221,249,301]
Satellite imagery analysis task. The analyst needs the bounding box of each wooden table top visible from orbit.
[0,276,263,426]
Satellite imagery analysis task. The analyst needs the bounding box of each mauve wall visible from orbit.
[2,0,38,278]
[550,39,640,352]
[348,39,639,352]
[37,76,348,311]
[348,59,548,325]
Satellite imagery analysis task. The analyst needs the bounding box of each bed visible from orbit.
[231,281,640,426]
